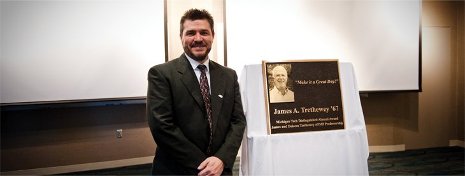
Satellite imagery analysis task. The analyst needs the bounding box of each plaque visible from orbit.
[263,60,345,134]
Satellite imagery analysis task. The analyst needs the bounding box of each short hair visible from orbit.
[180,8,215,36]
[272,65,288,76]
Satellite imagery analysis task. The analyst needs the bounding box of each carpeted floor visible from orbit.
[66,146,464,175]
[368,146,464,175]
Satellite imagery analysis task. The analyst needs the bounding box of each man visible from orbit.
[269,65,295,103]
[146,9,246,176]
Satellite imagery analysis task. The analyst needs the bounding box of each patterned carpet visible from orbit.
[368,146,464,175]
[67,146,464,175]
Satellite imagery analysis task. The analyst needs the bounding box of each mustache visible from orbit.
[190,41,206,47]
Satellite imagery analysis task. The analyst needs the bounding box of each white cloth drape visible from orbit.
[239,63,369,175]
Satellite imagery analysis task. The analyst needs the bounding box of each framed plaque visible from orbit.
[263,60,345,134]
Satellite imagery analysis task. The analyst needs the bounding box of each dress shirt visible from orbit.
[186,54,211,94]
[269,87,294,103]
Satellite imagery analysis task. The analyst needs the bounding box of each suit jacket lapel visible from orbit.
[177,55,204,109]
[209,61,225,135]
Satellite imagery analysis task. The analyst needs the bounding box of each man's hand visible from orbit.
[197,156,224,176]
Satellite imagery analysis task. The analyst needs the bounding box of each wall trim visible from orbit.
[449,140,465,148]
[0,156,154,175]
[369,144,406,153]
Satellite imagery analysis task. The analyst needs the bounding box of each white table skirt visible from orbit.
[239,63,369,175]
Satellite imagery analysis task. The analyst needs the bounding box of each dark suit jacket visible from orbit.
[147,54,246,175]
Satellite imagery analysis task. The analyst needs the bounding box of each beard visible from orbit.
[187,50,210,61]
[184,42,211,61]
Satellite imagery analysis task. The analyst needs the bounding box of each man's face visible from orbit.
[272,66,288,89]
[181,19,214,61]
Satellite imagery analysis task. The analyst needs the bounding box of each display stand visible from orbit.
[239,62,369,175]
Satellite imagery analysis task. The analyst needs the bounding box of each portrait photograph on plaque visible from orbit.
[263,60,345,134]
